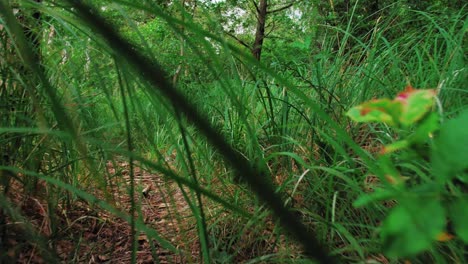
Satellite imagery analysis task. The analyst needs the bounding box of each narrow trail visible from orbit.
[3,159,198,263]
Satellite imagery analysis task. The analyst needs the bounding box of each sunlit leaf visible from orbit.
[347,87,436,128]
[396,86,436,127]
[346,98,401,126]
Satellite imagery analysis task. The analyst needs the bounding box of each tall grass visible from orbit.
[1,0,466,263]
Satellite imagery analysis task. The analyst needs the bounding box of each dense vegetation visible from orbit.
[1,0,467,263]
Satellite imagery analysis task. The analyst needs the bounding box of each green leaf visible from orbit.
[353,188,396,207]
[408,112,439,145]
[378,155,406,186]
[432,109,468,182]
[347,87,436,128]
[346,98,401,126]
[449,197,468,243]
[396,88,436,127]
[381,197,445,258]
[381,139,410,154]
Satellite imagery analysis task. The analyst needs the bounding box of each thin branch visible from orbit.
[224,31,252,50]
[267,0,298,14]
[264,20,275,38]
[252,0,260,13]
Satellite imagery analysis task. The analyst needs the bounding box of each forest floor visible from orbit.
[2,154,385,263]
[2,158,199,263]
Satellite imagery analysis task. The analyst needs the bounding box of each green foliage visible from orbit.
[349,88,468,259]
[381,197,445,258]
[347,87,437,128]
[432,109,468,182]
[449,197,468,243]
[1,0,466,263]
[347,98,401,126]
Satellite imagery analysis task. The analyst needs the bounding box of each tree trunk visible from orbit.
[252,0,267,61]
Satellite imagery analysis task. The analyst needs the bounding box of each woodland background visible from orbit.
[0,0,467,263]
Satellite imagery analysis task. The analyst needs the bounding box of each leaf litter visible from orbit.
[2,158,199,263]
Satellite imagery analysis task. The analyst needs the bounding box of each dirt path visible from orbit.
[2,159,199,263]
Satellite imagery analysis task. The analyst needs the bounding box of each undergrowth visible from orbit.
[0,1,466,263]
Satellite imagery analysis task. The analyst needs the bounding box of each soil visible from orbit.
[1,159,199,263]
